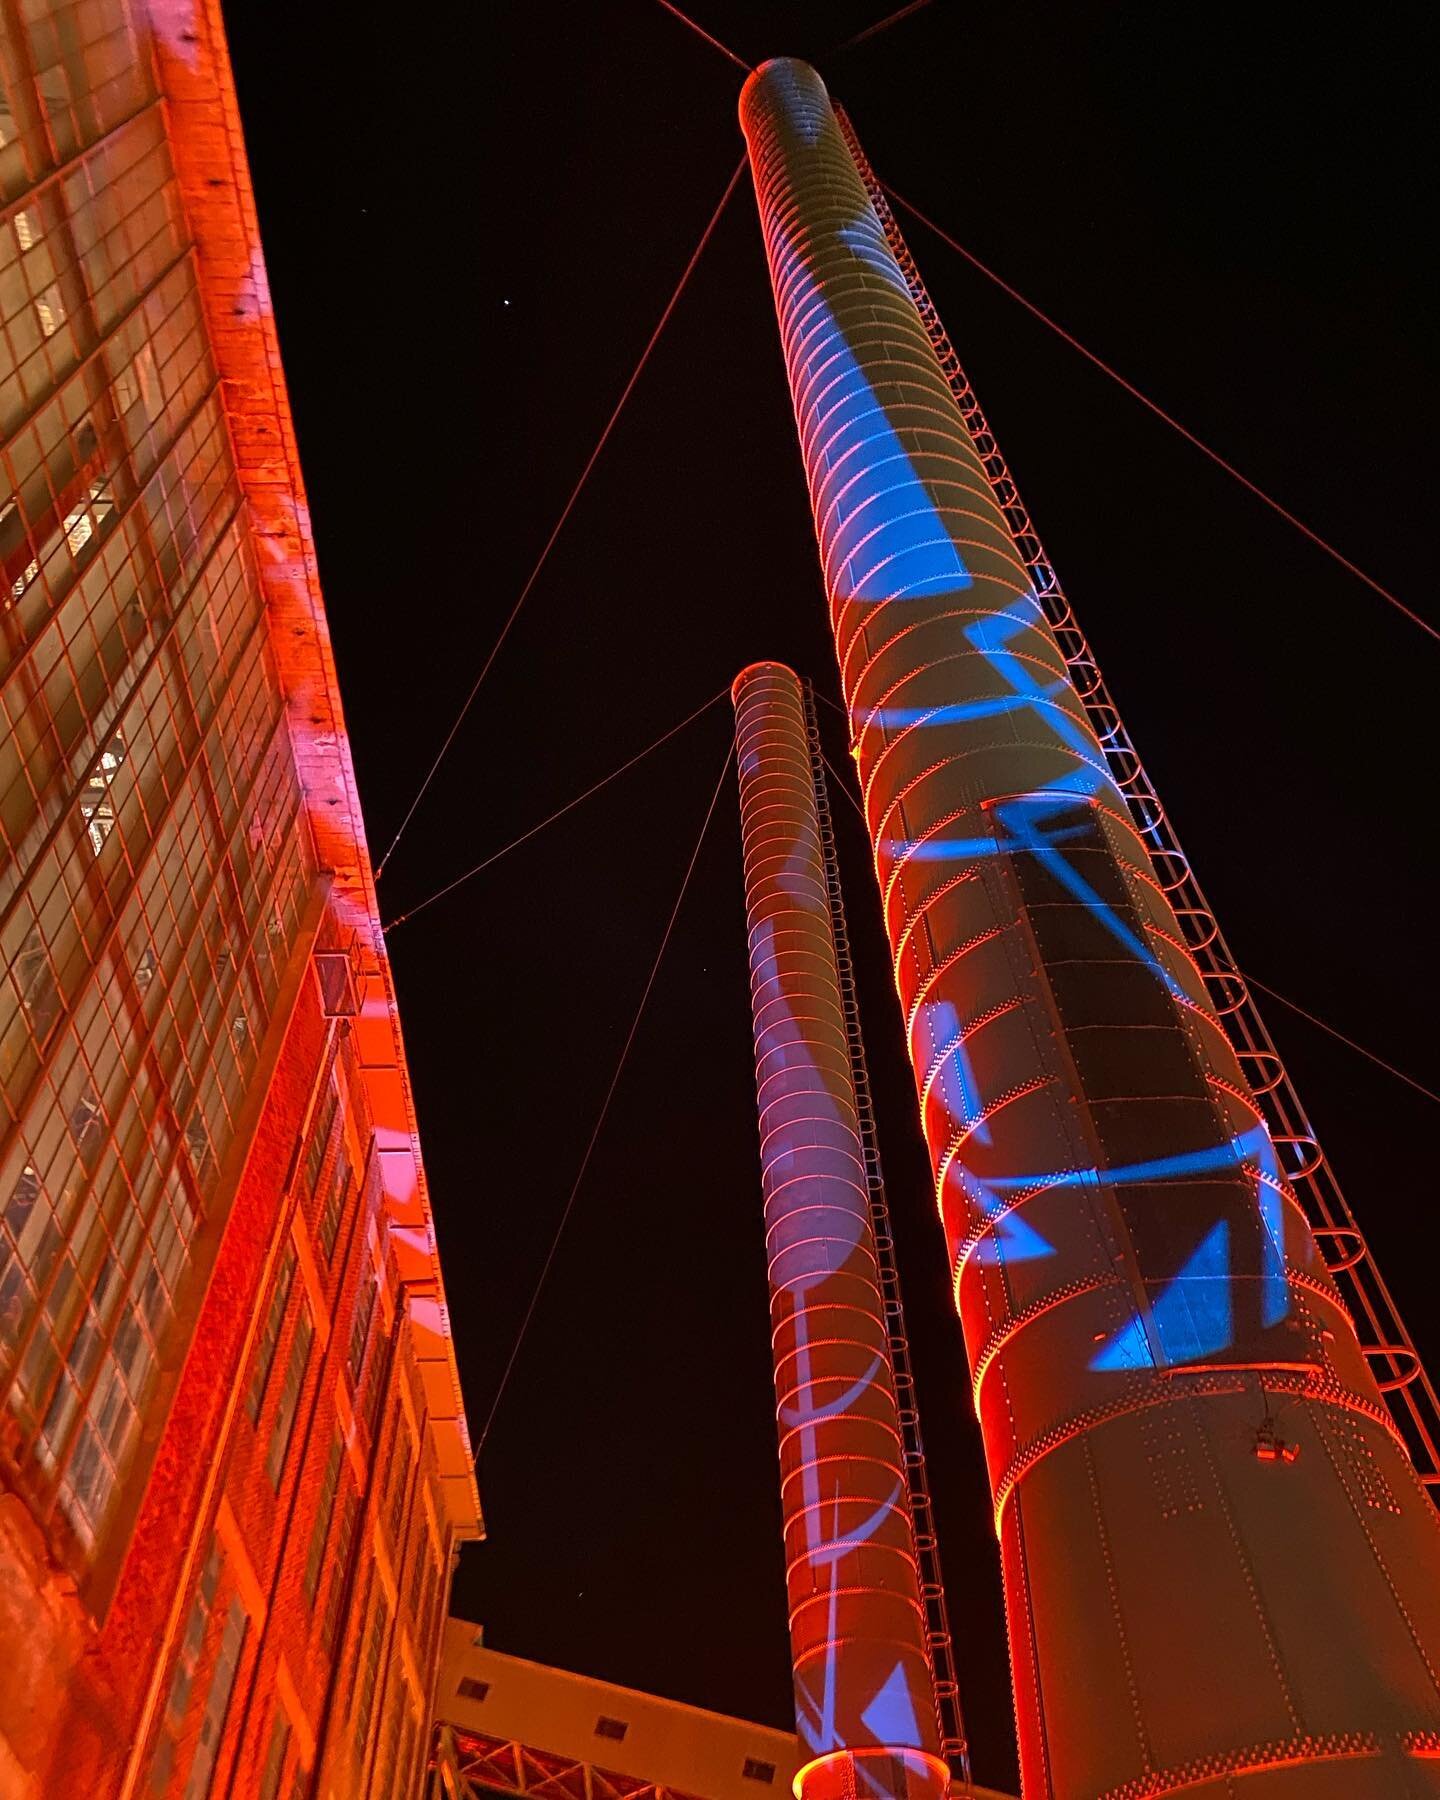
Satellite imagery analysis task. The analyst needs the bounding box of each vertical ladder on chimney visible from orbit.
[802,681,972,1790]
[835,104,1440,1510]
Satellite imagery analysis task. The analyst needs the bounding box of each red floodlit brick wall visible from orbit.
[190,1012,367,1795]
[139,1011,455,1800]
[1,939,455,1794]
[0,939,327,1789]
[0,0,473,1791]
[14,940,456,1797]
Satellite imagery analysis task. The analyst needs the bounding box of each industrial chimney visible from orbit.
[734,662,957,1800]
[740,55,1440,1799]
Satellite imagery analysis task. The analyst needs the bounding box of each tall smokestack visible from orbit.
[734,662,953,1800]
[740,56,1440,1799]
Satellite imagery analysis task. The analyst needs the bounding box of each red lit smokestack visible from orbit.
[741,55,1440,1800]
[734,661,952,1800]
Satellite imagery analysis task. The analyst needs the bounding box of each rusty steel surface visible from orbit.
[740,55,1440,1800]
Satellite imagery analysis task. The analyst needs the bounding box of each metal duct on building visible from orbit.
[740,56,1440,1799]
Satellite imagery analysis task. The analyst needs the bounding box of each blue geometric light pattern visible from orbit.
[861,1660,926,1750]
[772,135,1289,1381]
[749,776,925,1769]
[759,69,1291,1786]
[1092,1220,1232,1371]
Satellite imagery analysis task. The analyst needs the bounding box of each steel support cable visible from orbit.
[831,0,937,54]
[883,184,1440,646]
[652,0,751,71]
[813,651,1433,1111]
[820,744,870,829]
[809,688,871,815]
[374,158,746,880]
[474,736,736,1455]
[1241,971,1440,1108]
[383,685,728,931]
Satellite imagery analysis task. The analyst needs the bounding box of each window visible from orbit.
[0,1159,42,1260]
[416,1540,441,1659]
[346,1265,376,1389]
[405,1507,431,1629]
[595,1717,628,1742]
[384,1415,411,1546]
[58,1305,156,1544]
[743,1759,777,1784]
[1,1163,41,1242]
[9,555,37,601]
[0,1165,42,1345]
[396,1711,419,1800]
[184,1112,214,1186]
[68,1085,103,1170]
[302,1437,342,1605]
[245,1246,296,1423]
[265,1308,313,1488]
[79,733,126,854]
[320,1478,357,1654]
[314,948,359,1019]
[457,1677,489,1703]
[259,1714,290,1800]
[358,1327,385,1433]
[151,1544,222,1791]
[315,1151,348,1263]
[15,926,60,1044]
[302,1081,337,1198]
[35,285,64,337]
[185,1595,247,1799]
[353,1587,389,1762]
[373,1682,404,1800]
[64,480,113,557]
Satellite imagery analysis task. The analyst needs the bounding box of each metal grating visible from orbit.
[801,683,972,1785]
[432,1724,711,1800]
[835,105,1440,1500]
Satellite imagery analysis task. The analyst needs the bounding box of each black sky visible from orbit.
[221,3,1435,1789]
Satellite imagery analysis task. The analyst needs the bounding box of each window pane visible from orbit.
[245,1245,296,1423]
[183,1595,247,1799]
[264,1308,312,1488]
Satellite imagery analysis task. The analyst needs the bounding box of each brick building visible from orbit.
[428,1626,801,1800]
[0,2,479,1794]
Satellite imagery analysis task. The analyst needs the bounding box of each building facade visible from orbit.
[0,2,479,1795]
[428,1624,803,1800]
[427,1630,1011,1800]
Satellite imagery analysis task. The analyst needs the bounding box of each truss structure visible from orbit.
[429,1726,708,1800]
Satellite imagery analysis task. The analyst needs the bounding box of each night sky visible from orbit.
[221,4,1433,1789]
